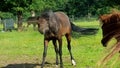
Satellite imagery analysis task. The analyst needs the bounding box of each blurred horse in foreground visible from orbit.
[37,10,76,68]
[98,12,120,67]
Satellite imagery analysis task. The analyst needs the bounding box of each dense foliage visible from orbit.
[0,0,120,18]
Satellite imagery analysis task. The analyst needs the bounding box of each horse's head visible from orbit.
[37,16,49,34]
[99,14,111,47]
[99,13,120,47]
[37,10,59,35]
[37,10,52,34]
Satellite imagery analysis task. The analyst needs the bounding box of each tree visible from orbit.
[0,0,32,31]
[0,0,68,31]
[29,0,68,12]
[0,0,120,24]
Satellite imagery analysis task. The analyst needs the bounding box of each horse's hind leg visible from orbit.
[65,34,76,66]
[52,39,59,66]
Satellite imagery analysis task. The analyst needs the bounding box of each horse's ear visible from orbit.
[99,15,110,24]
[99,15,105,25]
[99,15,105,23]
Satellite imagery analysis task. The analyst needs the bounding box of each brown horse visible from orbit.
[26,16,38,30]
[37,10,76,68]
[98,12,120,67]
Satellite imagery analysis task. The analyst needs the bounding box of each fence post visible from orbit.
[3,18,14,32]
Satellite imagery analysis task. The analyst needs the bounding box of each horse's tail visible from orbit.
[70,21,82,32]
[70,21,99,35]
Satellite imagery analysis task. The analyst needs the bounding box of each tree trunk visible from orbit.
[17,11,23,31]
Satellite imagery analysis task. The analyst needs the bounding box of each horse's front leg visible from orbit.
[41,39,49,68]
[58,38,63,68]
[52,39,59,67]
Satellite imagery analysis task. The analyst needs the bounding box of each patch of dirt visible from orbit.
[0,55,41,68]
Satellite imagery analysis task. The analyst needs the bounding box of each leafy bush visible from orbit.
[0,12,13,18]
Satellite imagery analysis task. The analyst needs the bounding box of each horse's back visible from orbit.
[54,12,71,35]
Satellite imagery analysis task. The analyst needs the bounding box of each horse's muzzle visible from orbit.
[101,39,107,47]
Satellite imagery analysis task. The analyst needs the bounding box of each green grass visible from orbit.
[0,20,119,68]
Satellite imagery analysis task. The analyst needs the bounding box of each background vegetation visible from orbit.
[0,0,120,19]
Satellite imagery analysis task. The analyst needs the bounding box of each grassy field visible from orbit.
[0,19,120,68]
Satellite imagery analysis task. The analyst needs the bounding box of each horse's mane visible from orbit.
[100,12,120,24]
[99,14,111,25]
[41,10,60,35]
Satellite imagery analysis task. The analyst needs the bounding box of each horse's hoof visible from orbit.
[72,59,76,66]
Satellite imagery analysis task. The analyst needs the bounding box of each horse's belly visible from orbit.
[59,27,71,35]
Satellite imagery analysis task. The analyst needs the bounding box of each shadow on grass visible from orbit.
[1,62,73,68]
[1,62,53,68]
[1,63,40,68]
